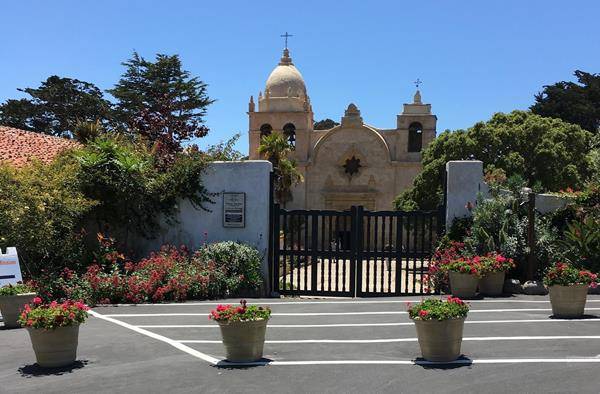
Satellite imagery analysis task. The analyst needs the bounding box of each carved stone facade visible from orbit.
[248,48,437,210]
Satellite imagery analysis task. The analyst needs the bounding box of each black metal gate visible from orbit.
[271,205,444,297]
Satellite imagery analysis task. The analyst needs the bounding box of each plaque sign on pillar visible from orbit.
[223,192,246,228]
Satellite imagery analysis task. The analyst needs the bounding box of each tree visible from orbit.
[531,70,600,134]
[108,52,214,164]
[314,118,339,130]
[258,132,302,207]
[204,133,245,161]
[0,76,112,137]
[394,111,595,210]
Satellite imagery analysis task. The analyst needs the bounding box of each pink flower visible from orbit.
[32,297,42,305]
[419,310,429,318]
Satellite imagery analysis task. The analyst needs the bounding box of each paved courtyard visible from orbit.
[2,295,600,393]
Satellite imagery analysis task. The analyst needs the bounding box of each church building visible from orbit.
[248,47,437,211]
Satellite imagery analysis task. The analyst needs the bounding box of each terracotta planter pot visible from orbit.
[0,292,36,329]
[479,272,506,296]
[449,272,478,298]
[27,324,80,368]
[549,284,588,318]
[218,319,268,362]
[413,317,466,362]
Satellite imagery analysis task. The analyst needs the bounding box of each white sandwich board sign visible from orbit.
[0,247,23,286]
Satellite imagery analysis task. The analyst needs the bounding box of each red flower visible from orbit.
[32,297,42,305]
[419,310,429,318]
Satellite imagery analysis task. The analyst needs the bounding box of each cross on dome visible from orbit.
[280,32,293,49]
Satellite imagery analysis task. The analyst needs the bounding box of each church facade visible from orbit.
[247,48,437,211]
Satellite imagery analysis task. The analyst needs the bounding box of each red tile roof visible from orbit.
[0,125,80,167]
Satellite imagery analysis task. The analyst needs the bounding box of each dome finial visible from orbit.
[414,89,422,104]
[413,78,423,104]
[279,48,293,65]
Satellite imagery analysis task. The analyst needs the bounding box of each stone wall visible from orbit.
[136,161,273,287]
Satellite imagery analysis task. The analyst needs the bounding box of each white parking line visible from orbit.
[135,318,600,329]
[176,335,600,344]
[217,358,600,366]
[103,308,600,318]
[99,299,600,307]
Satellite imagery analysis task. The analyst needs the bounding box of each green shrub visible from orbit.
[195,241,264,295]
[0,283,35,296]
[0,158,95,275]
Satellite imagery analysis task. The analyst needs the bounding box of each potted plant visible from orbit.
[544,262,598,318]
[19,298,89,368]
[408,297,470,362]
[446,257,483,298]
[0,283,37,329]
[479,253,515,296]
[209,300,271,362]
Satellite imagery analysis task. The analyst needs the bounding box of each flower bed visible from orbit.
[29,241,264,305]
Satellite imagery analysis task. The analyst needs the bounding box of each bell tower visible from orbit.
[395,87,437,160]
[248,47,313,163]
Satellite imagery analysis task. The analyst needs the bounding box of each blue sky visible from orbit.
[1,1,599,152]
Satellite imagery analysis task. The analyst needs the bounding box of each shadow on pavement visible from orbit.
[414,355,473,370]
[549,313,598,320]
[18,360,89,377]
[213,358,272,370]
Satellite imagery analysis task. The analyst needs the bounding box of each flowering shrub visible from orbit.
[209,300,271,323]
[426,244,515,291]
[18,298,89,329]
[543,262,598,287]
[425,242,466,292]
[30,241,264,305]
[479,253,515,274]
[407,297,469,321]
[0,282,35,296]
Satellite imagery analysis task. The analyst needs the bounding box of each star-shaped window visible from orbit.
[343,156,362,176]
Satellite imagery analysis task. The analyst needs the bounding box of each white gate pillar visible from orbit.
[445,160,487,229]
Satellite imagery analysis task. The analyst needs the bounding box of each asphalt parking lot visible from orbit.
[2,294,600,393]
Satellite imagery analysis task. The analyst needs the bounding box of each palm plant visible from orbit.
[258,132,303,207]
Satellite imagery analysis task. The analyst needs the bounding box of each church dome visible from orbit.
[265,49,307,98]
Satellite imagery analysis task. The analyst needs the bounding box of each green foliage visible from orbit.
[394,111,594,210]
[0,159,96,275]
[0,76,112,137]
[531,70,600,134]
[74,136,211,239]
[313,118,340,130]
[407,297,469,321]
[0,283,35,296]
[196,241,264,294]
[204,133,245,161]
[460,193,565,279]
[258,132,303,207]
[559,217,600,273]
